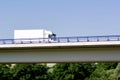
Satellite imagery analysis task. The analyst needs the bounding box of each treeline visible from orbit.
[0,63,120,80]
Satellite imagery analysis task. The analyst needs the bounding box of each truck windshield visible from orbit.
[49,34,56,40]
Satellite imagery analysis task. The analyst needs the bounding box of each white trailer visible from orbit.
[14,29,56,43]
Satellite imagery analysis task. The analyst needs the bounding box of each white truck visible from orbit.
[14,29,56,43]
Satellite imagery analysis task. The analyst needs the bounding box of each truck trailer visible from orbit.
[14,29,56,43]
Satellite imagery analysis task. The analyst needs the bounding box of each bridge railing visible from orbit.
[0,35,120,44]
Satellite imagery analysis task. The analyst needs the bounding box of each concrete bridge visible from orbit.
[0,35,120,63]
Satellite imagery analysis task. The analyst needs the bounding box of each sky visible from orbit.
[0,0,120,39]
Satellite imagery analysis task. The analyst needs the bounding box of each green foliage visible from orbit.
[10,64,48,80]
[0,63,118,80]
[96,63,117,70]
[0,64,12,80]
[51,63,95,80]
[86,68,108,80]
[86,63,118,80]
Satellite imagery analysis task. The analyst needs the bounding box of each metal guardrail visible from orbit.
[0,35,120,44]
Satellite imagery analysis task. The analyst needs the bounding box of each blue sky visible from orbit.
[0,0,120,39]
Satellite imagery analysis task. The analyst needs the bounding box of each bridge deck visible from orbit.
[0,41,120,49]
[0,35,120,48]
[0,35,120,63]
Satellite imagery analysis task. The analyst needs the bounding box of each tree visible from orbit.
[0,63,118,80]
[86,62,118,80]
[11,64,48,80]
[96,63,117,70]
[51,63,95,80]
[0,64,12,80]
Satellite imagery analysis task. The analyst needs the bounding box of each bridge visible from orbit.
[0,35,120,63]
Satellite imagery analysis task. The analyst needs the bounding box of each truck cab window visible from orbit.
[48,34,56,40]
